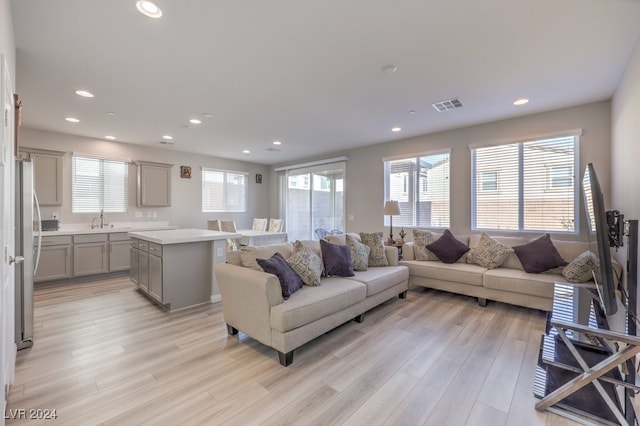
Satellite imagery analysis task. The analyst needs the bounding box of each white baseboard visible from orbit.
[210,294,222,303]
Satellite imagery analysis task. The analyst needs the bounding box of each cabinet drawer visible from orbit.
[138,240,149,252]
[109,232,130,242]
[74,234,108,244]
[40,235,72,246]
[148,242,163,257]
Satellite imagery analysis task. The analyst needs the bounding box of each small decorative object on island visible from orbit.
[398,227,406,243]
[383,200,401,244]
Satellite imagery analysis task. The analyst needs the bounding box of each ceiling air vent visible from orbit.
[432,98,463,112]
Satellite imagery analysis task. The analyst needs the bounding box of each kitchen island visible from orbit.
[128,228,238,311]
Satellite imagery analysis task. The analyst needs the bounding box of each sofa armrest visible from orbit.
[215,263,284,346]
[402,242,415,261]
[385,245,399,266]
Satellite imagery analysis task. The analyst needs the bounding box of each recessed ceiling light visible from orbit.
[65,117,80,123]
[75,90,94,98]
[273,141,282,145]
[391,127,401,132]
[162,135,173,140]
[105,135,116,140]
[189,118,202,124]
[136,1,162,18]
[242,150,251,154]
[513,98,529,106]
[382,65,398,74]
[408,110,416,114]
[106,111,115,116]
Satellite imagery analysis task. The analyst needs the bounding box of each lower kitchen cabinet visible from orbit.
[73,234,109,276]
[148,252,162,302]
[109,233,131,272]
[34,236,73,282]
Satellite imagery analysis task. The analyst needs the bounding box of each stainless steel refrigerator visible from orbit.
[15,158,41,350]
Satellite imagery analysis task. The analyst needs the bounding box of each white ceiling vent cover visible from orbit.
[432,98,463,112]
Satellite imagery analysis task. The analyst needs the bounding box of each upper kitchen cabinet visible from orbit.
[20,148,64,206]
[136,161,173,207]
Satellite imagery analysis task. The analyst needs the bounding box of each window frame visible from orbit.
[201,167,248,213]
[470,131,580,234]
[383,149,451,229]
[71,155,129,214]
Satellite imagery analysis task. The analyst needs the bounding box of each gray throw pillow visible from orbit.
[467,233,514,269]
[562,251,601,283]
[287,240,324,286]
[346,234,370,271]
[359,232,389,267]
[413,229,439,261]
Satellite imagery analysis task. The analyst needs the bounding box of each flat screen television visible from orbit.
[582,163,618,316]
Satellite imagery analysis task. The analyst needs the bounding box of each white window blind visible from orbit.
[471,135,578,232]
[384,151,450,228]
[202,168,247,212]
[72,156,129,213]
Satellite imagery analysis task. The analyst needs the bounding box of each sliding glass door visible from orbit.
[284,162,345,241]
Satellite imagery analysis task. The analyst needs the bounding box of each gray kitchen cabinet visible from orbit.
[136,161,172,207]
[148,251,163,302]
[20,148,64,206]
[34,235,72,282]
[108,233,131,272]
[137,241,149,292]
[73,234,108,276]
[130,238,139,284]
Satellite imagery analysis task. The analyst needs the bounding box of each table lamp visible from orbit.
[384,200,401,244]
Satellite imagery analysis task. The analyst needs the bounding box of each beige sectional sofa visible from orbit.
[400,234,620,311]
[215,237,409,366]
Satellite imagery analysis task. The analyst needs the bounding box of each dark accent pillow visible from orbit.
[514,234,568,273]
[426,229,470,264]
[320,239,355,277]
[256,252,303,300]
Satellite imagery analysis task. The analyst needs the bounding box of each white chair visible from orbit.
[220,220,239,251]
[268,218,283,232]
[252,218,268,231]
[207,219,221,231]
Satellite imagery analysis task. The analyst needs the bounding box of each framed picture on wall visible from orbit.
[256,173,263,184]
[180,166,191,179]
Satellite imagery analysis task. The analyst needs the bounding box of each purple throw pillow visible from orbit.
[513,234,568,273]
[256,252,303,299]
[320,239,355,277]
[426,229,470,264]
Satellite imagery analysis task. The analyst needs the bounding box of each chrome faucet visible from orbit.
[90,210,108,229]
[100,209,105,228]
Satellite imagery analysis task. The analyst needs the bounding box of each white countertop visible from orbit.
[38,222,176,237]
[128,228,239,245]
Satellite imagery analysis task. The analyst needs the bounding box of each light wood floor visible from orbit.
[7,276,585,425]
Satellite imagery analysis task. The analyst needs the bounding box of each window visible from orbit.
[384,151,450,228]
[471,134,578,232]
[481,171,498,191]
[72,156,129,213]
[201,168,248,212]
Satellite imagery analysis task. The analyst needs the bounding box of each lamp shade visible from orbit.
[383,200,401,216]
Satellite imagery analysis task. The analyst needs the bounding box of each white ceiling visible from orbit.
[10,0,640,165]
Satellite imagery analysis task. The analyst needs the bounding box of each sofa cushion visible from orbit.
[562,251,601,283]
[288,241,324,286]
[413,229,439,261]
[347,266,409,297]
[346,234,370,271]
[360,232,389,267]
[270,277,367,332]
[513,234,568,273]
[400,260,486,286]
[326,232,360,246]
[320,239,355,277]
[483,268,559,298]
[426,229,470,264]
[240,243,294,271]
[257,252,304,300]
[467,233,514,269]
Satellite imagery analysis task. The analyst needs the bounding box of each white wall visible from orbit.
[612,37,640,307]
[0,0,14,86]
[19,127,271,230]
[272,101,612,241]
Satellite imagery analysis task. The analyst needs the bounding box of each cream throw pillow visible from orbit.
[562,251,601,283]
[413,229,439,261]
[287,241,323,286]
[359,232,389,267]
[467,233,514,269]
[346,234,370,271]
